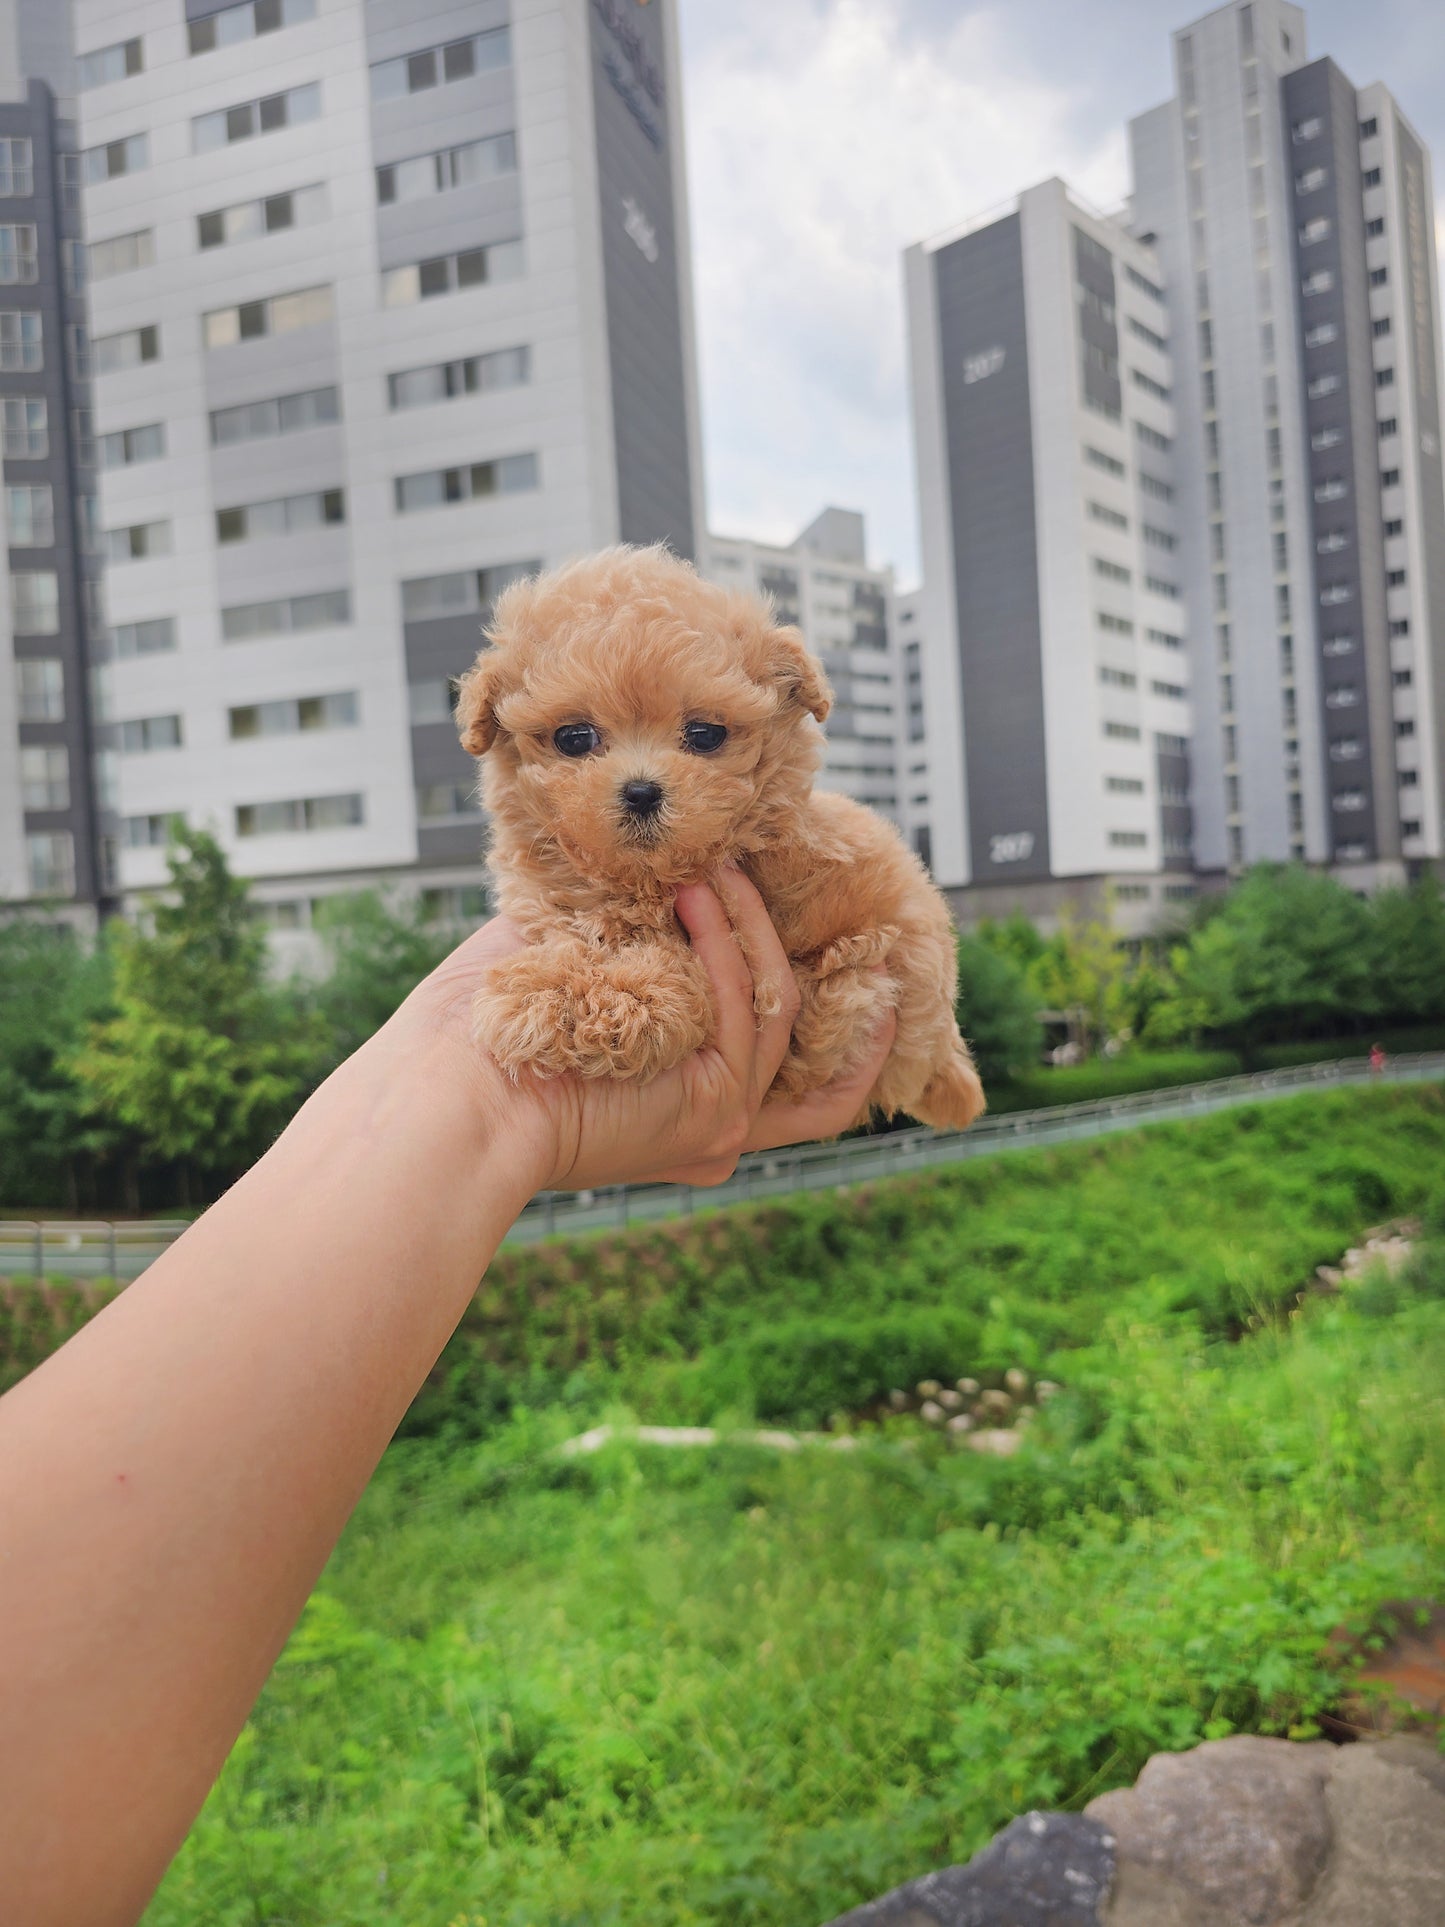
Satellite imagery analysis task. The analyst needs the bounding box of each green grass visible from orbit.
[122,1086,1445,1925]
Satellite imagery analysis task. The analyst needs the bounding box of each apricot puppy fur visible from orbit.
[456,546,985,1133]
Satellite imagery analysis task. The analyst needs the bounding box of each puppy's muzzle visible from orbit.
[620,779,665,821]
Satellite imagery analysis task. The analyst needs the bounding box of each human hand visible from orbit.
[401,867,896,1193]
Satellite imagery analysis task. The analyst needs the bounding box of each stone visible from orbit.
[965,1427,1022,1457]
[946,1413,973,1434]
[977,1389,1014,1423]
[888,1389,910,1410]
[1005,1367,1031,1396]
[1103,1856,1216,1926]
[919,1400,944,1424]
[1086,1736,1333,1925]
[1371,1734,1445,1800]
[822,1810,1114,1926]
[938,1388,963,1411]
[1303,1742,1445,1925]
[1035,1380,1062,1402]
[916,1379,942,1399]
[956,1377,980,1397]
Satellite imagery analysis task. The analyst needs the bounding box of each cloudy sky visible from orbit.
[673,0,1445,587]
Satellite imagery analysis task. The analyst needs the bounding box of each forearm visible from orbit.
[0,1016,548,1926]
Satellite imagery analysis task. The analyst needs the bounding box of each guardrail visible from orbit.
[8,1052,1439,1281]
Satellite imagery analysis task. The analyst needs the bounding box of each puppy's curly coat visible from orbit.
[456,546,984,1132]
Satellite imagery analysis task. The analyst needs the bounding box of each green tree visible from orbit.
[973,912,1046,977]
[310,890,457,1067]
[1367,877,1445,1025]
[1027,909,1130,1052]
[954,934,1044,1086]
[70,831,319,1200]
[0,920,119,1210]
[1162,864,1377,1050]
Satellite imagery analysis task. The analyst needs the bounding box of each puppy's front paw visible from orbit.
[473,948,711,1082]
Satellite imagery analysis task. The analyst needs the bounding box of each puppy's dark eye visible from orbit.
[683,721,728,755]
[553,722,602,758]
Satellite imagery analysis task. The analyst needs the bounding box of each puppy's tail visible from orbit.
[911,1047,986,1132]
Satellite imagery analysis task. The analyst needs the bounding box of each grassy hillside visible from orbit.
[116,1084,1445,1926]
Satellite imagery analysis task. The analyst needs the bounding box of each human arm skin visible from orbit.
[0,871,894,1927]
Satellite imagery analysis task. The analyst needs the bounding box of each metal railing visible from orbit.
[4,1053,1441,1279]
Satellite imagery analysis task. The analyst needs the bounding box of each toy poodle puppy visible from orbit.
[455,545,984,1133]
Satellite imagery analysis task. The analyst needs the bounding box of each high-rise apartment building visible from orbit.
[907,1,1443,925]
[702,507,909,827]
[0,4,109,920]
[1131,0,1444,886]
[905,178,1196,929]
[74,0,702,930]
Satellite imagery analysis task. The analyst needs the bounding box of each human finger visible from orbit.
[710,865,801,1098]
[742,1005,897,1152]
[673,876,760,1075]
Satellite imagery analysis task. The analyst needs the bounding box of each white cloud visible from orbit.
[677,0,1129,583]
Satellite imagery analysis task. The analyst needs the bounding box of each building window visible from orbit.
[114,617,176,659]
[1359,116,1378,139]
[371,27,511,98]
[1381,467,1400,487]
[1108,830,1148,848]
[1099,666,1138,688]
[1130,368,1170,402]
[119,714,182,753]
[1395,719,1416,738]
[203,284,333,350]
[216,488,345,543]
[229,691,358,739]
[1125,264,1164,303]
[1088,501,1129,531]
[0,139,33,198]
[221,588,351,641]
[1298,217,1331,246]
[1388,619,1410,639]
[1332,790,1366,812]
[1307,372,1339,399]
[10,569,58,633]
[79,37,144,88]
[1105,775,1145,794]
[1375,367,1395,390]
[1320,583,1352,606]
[236,792,364,837]
[6,484,53,547]
[416,783,481,823]
[124,813,184,850]
[400,560,539,621]
[1295,166,1326,193]
[1325,684,1359,708]
[1372,317,1392,339]
[83,133,148,184]
[1152,679,1187,699]
[1083,444,1126,478]
[0,224,38,283]
[0,308,41,370]
[1301,269,1334,296]
[27,831,75,896]
[1146,575,1180,599]
[388,346,531,410]
[1366,217,1386,238]
[1314,479,1347,504]
[16,656,63,721]
[1304,322,1338,347]
[104,520,171,563]
[89,229,154,280]
[1143,525,1176,552]
[1378,416,1398,438]
[1126,316,1167,352]
[394,453,539,513]
[1362,166,1382,188]
[1392,668,1413,688]
[188,0,316,54]
[210,384,340,447]
[1135,421,1171,454]
[1092,556,1131,584]
[192,80,322,153]
[1292,116,1322,143]
[1386,568,1408,587]
[1370,267,1388,287]
[100,422,165,469]
[1311,426,1342,450]
[408,679,456,725]
[20,744,70,809]
[1097,611,1134,635]
[1104,721,1141,741]
[1329,737,1362,761]
[1384,517,1404,537]
[198,184,327,249]
[1146,628,1182,650]
[1316,532,1347,555]
[1139,473,1172,503]
[376,133,517,206]
[93,323,160,374]
[381,238,526,307]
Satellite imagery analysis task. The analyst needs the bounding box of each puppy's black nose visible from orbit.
[621,779,665,818]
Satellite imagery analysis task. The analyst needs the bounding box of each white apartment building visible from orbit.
[904,178,1197,933]
[701,506,908,827]
[1131,0,1444,884]
[74,0,703,929]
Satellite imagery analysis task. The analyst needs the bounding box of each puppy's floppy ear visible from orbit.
[771,624,832,723]
[455,646,504,756]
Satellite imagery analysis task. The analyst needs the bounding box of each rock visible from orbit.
[976,1389,1014,1423]
[1005,1367,1031,1396]
[945,1413,973,1434]
[1086,1736,1333,1925]
[1314,1265,1344,1292]
[888,1389,910,1410]
[919,1400,944,1424]
[1035,1380,1062,1402]
[938,1388,963,1411]
[965,1427,1022,1457]
[823,1810,1114,1926]
[956,1377,980,1397]
[916,1379,942,1399]
[1103,1856,1215,1925]
[1301,1742,1445,1925]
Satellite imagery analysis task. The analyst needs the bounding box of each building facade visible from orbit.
[904,178,1198,932]
[702,507,909,828]
[0,7,109,920]
[1130,0,1445,889]
[73,0,703,932]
